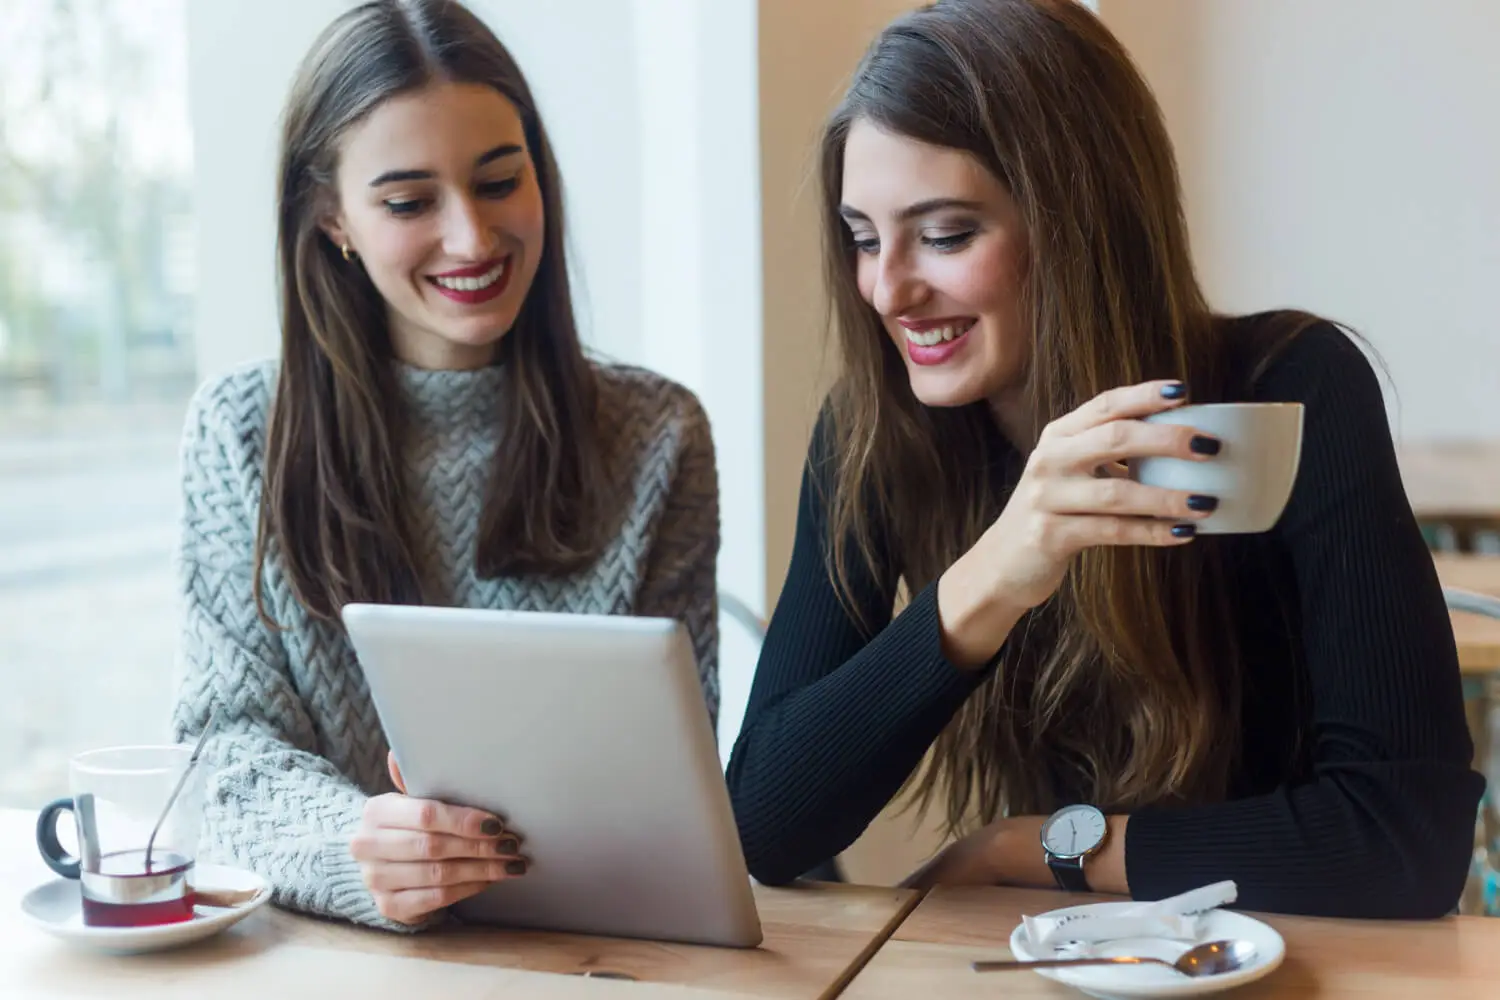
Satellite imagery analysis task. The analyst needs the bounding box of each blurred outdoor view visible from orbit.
[0,0,195,806]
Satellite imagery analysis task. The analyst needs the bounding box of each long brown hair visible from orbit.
[818,0,1316,830]
[256,0,610,625]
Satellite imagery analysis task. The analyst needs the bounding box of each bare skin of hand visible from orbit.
[348,752,527,925]
[938,380,1220,668]
[901,816,1131,896]
[899,822,1007,890]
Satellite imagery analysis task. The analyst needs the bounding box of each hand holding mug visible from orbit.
[967,380,1222,612]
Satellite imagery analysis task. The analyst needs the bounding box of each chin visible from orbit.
[450,324,511,347]
[905,368,990,409]
[437,313,516,349]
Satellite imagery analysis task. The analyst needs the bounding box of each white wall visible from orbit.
[185,0,351,374]
[1101,0,1500,442]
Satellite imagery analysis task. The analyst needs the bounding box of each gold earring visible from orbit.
[341,243,356,262]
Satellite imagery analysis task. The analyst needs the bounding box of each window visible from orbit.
[0,0,195,806]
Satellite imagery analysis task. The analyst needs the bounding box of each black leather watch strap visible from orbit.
[1047,853,1091,892]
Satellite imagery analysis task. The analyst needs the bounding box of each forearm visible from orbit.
[1123,766,1481,918]
[181,713,431,931]
[728,583,987,884]
[935,547,1028,669]
[985,815,1131,895]
[172,631,414,930]
[980,767,1479,917]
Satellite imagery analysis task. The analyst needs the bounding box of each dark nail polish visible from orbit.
[496,837,520,855]
[505,859,528,876]
[1186,495,1219,512]
[1190,435,1221,456]
[1171,524,1198,538]
[1160,382,1187,399]
[480,819,503,837]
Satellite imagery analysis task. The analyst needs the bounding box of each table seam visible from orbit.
[817,887,929,1000]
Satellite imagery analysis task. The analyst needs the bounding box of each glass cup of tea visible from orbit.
[34,745,206,928]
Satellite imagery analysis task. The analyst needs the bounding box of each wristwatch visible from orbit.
[1040,803,1109,892]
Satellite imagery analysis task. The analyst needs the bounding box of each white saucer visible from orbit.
[18,863,271,955]
[1007,899,1285,999]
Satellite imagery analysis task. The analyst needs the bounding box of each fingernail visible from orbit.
[496,836,520,855]
[1160,382,1187,399]
[1171,524,1198,538]
[1190,435,1221,456]
[1186,495,1219,512]
[481,819,503,837]
[505,859,529,876]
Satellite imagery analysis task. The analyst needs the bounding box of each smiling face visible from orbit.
[322,81,545,370]
[839,117,1031,410]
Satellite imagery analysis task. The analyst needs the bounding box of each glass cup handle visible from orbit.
[36,797,81,879]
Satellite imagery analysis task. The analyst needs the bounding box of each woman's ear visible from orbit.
[319,215,350,254]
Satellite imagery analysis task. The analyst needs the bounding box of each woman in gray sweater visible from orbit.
[169,0,718,930]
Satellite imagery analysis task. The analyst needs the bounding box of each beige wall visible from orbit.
[757,0,921,614]
[755,1,949,885]
[1102,0,1500,442]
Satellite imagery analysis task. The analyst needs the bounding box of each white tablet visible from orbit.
[341,603,762,948]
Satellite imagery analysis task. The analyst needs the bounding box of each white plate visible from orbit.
[1007,900,1285,999]
[18,863,271,955]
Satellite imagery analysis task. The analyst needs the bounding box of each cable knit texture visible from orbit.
[169,358,719,930]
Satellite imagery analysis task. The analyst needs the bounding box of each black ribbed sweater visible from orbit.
[726,322,1484,919]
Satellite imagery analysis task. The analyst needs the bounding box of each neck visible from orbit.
[389,318,497,371]
[987,389,1035,452]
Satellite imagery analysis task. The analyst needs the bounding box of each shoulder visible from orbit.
[1225,314,1401,528]
[179,358,278,488]
[797,393,864,538]
[183,359,279,448]
[593,361,713,454]
[1226,312,1385,408]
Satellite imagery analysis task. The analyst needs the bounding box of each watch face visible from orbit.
[1041,804,1107,859]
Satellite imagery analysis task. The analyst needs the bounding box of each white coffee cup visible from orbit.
[1129,402,1305,534]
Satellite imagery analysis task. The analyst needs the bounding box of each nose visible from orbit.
[441,194,498,261]
[870,248,928,318]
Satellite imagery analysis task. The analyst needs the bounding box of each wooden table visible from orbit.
[843,884,1500,999]
[1452,613,1500,674]
[1400,441,1500,551]
[0,809,918,999]
[1436,555,1500,674]
[1435,554,1500,916]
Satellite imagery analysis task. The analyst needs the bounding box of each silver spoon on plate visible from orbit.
[972,938,1258,977]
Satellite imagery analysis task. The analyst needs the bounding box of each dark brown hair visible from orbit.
[256,0,610,625]
[818,0,1318,830]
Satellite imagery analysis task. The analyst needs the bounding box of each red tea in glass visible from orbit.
[36,745,207,929]
[79,848,196,928]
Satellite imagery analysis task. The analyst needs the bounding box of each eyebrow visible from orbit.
[368,143,524,187]
[838,197,985,223]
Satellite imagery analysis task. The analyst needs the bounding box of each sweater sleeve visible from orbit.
[633,389,722,733]
[168,373,418,932]
[1125,325,1485,918]
[726,413,989,885]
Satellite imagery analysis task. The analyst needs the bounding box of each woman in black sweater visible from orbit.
[725,0,1482,919]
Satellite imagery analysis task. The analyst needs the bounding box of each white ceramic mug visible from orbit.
[1129,403,1305,534]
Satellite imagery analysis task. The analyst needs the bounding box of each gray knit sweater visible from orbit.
[168,358,719,929]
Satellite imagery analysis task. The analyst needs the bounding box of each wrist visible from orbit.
[936,553,1026,670]
[983,816,1052,887]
